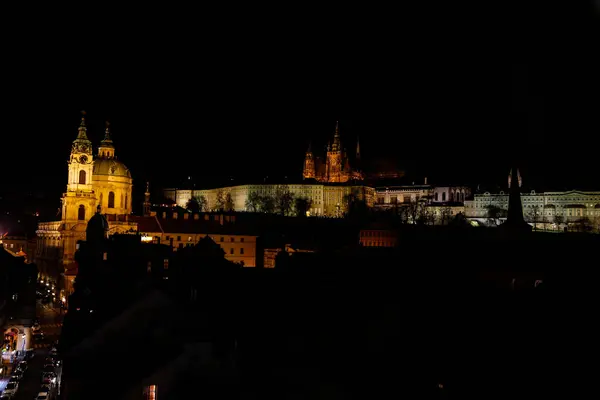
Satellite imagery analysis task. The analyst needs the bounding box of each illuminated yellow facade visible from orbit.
[165,183,375,217]
[36,117,136,295]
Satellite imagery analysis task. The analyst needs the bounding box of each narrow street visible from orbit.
[0,301,64,399]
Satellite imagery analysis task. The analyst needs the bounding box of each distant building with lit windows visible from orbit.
[464,190,600,230]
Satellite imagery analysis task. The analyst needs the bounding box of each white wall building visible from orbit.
[465,190,600,228]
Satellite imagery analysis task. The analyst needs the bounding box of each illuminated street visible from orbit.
[0,301,64,399]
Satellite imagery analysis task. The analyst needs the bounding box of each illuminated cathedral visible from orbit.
[302,121,364,183]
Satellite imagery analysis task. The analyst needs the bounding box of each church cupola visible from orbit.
[98,121,115,158]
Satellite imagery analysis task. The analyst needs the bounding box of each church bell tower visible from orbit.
[62,112,97,222]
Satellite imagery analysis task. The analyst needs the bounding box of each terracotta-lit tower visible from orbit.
[326,121,343,182]
[302,142,315,180]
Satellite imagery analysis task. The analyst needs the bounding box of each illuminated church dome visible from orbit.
[92,158,132,178]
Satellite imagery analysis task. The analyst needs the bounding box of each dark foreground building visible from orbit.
[57,202,598,398]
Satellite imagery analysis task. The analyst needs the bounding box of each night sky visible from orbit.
[2,3,599,208]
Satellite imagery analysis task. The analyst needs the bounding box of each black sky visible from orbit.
[2,3,599,205]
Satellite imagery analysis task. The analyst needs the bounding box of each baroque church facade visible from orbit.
[303,121,364,183]
[36,116,136,297]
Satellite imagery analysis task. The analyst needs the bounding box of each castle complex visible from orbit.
[302,121,364,182]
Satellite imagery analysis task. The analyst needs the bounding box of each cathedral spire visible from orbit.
[501,165,531,233]
[143,181,152,216]
[331,121,341,152]
[356,136,361,160]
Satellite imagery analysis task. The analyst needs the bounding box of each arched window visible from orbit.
[108,192,115,208]
[79,170,86,185]
[125,194,128,209]
[434,193,439,201]
[78,205,85,220]
[442,192,446,201]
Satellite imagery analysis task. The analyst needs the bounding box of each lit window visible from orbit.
[163,259,169,270]
[103,252,107,261]
[144,385,157,400]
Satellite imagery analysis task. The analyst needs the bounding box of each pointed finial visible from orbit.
[80,110,87,126]
[146,181,150,193]
[104,121,111,139]
[335,121,339,135]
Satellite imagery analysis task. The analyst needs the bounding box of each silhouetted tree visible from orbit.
[259,195,275,214]
[449,212,470,227]
[224,193,234,212]
[214,189,225,211]
[274,185,294,216]
[406,199,425,224]
[486,205,506,226]
[196,195,208,212]
[185,197,200,212]
[527,205,542,231]
[294,197,312,217]
[245,192,260,212]
[576,217,592,232]
[439,207,453,225]
[344,189,369,219]
[554,214,564,231]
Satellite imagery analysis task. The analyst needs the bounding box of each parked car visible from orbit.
[35,392,49,400]
[11,370,23,381]
[3,382,18,396]
[17,360,27,372]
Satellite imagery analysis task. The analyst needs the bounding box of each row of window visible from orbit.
[174,242,245,254]
[165,235,245,243]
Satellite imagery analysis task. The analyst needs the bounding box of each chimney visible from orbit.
[424,177,428,185]
[162,212,166,219]
[183,213,189,220]
[173,212,178,219]
[193,214,199,220]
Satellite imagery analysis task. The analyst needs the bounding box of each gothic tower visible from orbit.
[302,142,315,179]
[143,182,152,216]
[326,121,343,182]
[62,112,97,223]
